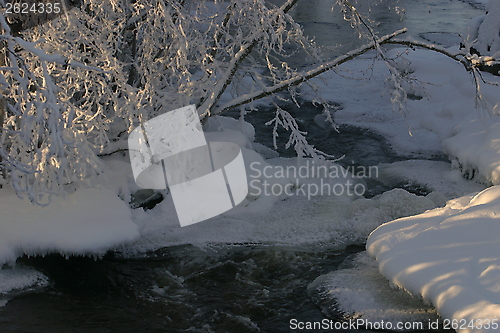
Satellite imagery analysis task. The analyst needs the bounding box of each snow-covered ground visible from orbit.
[112,117,445,254]
[0,120,448,302]
[307,47,500,165]
[367,186,500,332]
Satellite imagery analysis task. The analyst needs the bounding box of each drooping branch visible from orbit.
[0,11,109,202]
[197,30,262,117]
[338,0,413,112]
[387,38,498,74]
[210,28,408,117]
[197,0,301,116]
[386,38,498,109]
[386,39,472,70]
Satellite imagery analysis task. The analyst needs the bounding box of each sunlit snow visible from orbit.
[367,186,500,332]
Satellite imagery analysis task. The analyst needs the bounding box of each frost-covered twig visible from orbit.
[266,104,336,160]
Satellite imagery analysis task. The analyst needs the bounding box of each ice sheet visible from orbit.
[0,265,49,300]
[377,160,486,200]
[308,252,439,330]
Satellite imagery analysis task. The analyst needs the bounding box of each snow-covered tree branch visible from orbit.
[212,28,408,116]
[0,14,106,204]
[0,0,497,203]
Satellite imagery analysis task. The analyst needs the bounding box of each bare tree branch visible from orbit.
[197,0,301,116]
[387,39,472,70]
[210,28,408,117]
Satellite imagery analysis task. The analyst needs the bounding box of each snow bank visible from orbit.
[367,186,500,333]
[304,48,477,158]
[464,0,500,58]
[443,113,500,185]
[442,0,500,185]
[0,187,139,265]
[301,1,499,178]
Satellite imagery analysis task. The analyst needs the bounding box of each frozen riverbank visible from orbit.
[307,2,500,331]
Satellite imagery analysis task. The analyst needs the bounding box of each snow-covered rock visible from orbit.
[367,186,500,333]
[474,0,500,57]
[463,0,500,75]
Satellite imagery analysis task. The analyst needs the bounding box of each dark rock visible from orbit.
[130,189,164,210]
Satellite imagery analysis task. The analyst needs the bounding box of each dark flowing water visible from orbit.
[0,1,484,332]
[0,97,439,332]
[1,101,441,333]
[3,245,377,333]
[238,100,446,197]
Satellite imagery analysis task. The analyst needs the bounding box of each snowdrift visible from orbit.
[367,186,500,333]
